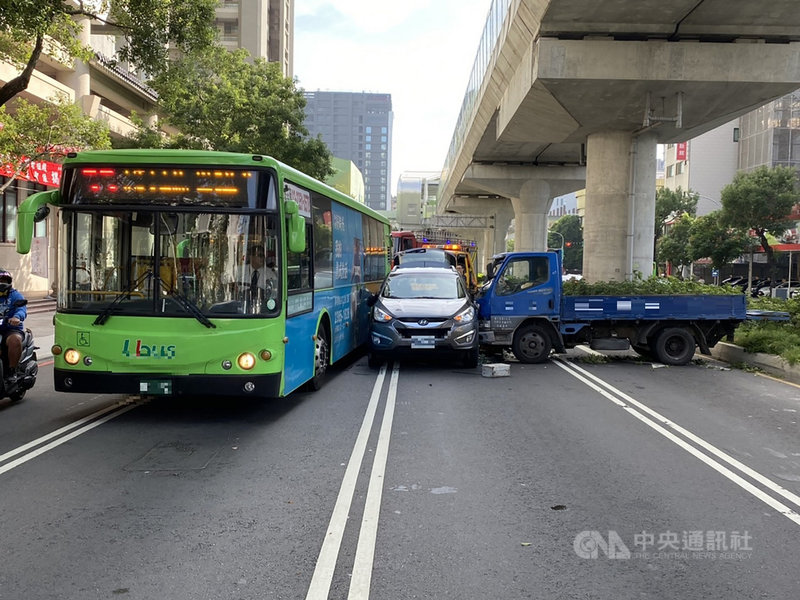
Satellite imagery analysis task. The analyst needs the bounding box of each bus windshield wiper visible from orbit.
[155,275,216,329]
[93,270,153,325]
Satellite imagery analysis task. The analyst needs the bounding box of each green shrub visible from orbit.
[562,276,741,296]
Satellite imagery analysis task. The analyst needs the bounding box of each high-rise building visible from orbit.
[663,89,800,215]
[302,91,393,211]
[662,123,740,215]
[215,0,294,77]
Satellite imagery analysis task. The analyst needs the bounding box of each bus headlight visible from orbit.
[237,352,256,370]
[64,349,81,365]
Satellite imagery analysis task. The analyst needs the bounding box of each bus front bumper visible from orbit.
[54,369,283,399]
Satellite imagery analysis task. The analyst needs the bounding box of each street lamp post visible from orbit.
[548,230,564,251]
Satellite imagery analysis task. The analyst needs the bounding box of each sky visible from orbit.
[293,0,493,196]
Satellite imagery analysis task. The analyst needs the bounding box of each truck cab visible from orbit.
[476,251,565,362]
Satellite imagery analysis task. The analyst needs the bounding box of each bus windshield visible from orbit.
[60,209,282,317]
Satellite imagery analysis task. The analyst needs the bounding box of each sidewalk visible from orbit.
[24,307,55,361]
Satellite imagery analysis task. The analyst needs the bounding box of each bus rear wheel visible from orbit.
[307,327,330,391]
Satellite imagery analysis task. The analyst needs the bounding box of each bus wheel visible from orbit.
[654,327,696,366]
[367,351,383,369]
[512,324,552,364]
[307,327,330,391]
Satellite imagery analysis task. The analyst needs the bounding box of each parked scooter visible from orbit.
[0,299,38,402]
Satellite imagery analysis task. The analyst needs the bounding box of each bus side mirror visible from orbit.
[285,200,306,254]
[17,190,59,254]
[34,205,50,222]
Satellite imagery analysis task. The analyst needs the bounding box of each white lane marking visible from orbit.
[0,398,145,476]
[554,359,800,526]
[306,364,388,600]
[561,359,800,511]
[348,363,399,600]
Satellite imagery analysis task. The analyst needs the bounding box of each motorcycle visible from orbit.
[0,299,38,403]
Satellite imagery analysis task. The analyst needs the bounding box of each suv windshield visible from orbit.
[382,271,465,300]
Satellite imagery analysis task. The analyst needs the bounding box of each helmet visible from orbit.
[0,270,10,294]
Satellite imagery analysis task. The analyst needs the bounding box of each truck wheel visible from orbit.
[654,327,696,366]
[512,324,552,364]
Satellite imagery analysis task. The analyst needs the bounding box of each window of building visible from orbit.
[2,179,17,243]
[666,165,674,178]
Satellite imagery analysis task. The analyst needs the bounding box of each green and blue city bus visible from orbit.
[17,149,391,398]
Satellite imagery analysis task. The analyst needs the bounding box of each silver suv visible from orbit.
[368,266,479,368]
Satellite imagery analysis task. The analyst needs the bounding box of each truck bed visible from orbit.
[561,294,747,322]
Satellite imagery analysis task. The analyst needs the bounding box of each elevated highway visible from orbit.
[439,0,800,280]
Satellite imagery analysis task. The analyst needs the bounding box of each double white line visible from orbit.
[306,362,400,600]
[0,397,144,476]
[554,358,800,526]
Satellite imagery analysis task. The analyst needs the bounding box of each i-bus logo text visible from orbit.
[122,339,176,359]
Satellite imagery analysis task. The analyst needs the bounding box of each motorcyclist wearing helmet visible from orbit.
[0,270,26,380]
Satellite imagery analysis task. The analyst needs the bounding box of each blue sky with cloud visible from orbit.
[294,0,492,195]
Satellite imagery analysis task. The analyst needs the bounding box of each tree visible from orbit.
[654,187,697,250]
[0,96,111,194]
[720,165,800,284]
[657,213,694,275]
[549,215,583,272]
[120,47,333,180]
[688,212,753,270]
[0,0,219,108]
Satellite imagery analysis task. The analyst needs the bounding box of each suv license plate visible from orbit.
[411,336,435,349]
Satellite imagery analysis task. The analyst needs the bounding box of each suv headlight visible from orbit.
[454,305,475,323]
[373,305,393,322]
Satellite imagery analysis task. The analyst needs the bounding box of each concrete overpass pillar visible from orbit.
[631,132,658,278]
[511,180,551,252]
[584,131,658,281]
[584,130,632,282]
[66,14,92,103]
[491,203,514,255]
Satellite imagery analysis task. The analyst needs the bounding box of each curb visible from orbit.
[710,341,800,385]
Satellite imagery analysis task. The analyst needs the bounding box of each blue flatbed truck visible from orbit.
[476,251,782,366]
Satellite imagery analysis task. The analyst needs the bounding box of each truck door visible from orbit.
[489,254,557,318]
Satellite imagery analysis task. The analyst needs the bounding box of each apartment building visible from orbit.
[215,0,294,77]
[0,2,294,294]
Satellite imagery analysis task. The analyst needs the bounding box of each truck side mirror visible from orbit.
[486,263,495,279]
